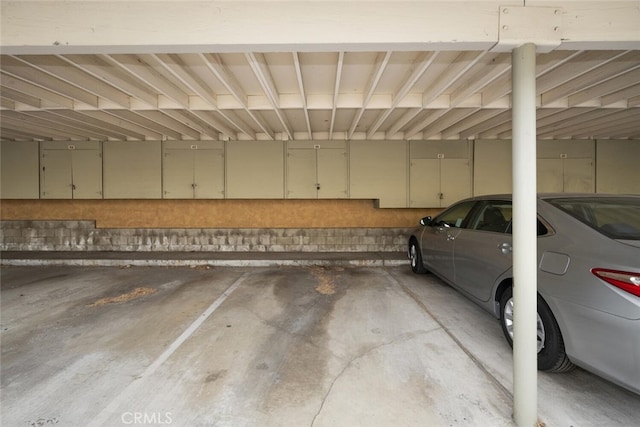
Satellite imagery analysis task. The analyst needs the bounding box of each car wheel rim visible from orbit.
[410,245,417,268]
[504,297,545,353]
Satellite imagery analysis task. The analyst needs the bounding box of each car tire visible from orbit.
[499,287,575,373]
[409,240,427,274]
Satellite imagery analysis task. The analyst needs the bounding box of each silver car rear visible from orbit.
[408,194,640,394]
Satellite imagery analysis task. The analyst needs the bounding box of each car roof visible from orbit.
[461,193,640,202]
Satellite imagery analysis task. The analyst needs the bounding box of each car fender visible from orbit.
[491,268,513,318]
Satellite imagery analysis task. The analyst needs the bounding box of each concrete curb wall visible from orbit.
[0,258,407,268]
[0,220,412,253]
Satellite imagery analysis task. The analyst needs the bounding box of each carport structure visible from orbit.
[1,2,639,143]
[1,1,640,426]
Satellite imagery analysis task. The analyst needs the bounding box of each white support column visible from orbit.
[511,43,538,427]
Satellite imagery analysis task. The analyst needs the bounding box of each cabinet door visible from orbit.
[441,158,472,205]
[286,148,316,198]
[537,158,563,193]
[473,140,512,196]
[194,149,224,199]
[596,140,640,194]
[72,149,103,199]
[318,148,347,199]
[226,141,284,198]
[41,150,72,199]
[350,141,407,207]
[103,141,162,199]
[410,158,440,207]
[1,141,39,199]
[564,158,594,193]
[163,149,194,199]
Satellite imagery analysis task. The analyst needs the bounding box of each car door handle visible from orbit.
[498,243,512,254]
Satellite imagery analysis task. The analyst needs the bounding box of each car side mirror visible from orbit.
[420,216,432,226]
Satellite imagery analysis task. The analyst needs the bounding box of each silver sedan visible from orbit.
[408,194,640,395]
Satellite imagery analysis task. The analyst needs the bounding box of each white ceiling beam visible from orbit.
[601,83,640,107]
[450,53,511,106]
[52,110,142,140]
[0,97,15,110]
[188,110,243,140]
[459,110,511,139]
[0,112,67,139]
[568,69,640,106]
[107,110,183,140]
[109,54,190,108]
[329,52,344,140]
[0,127,52,141]
[3,1,639,54]
[246,52,294,140]
[0,85,41,108]
[152,54,248,139]
[200,53,248,107]
[567,111,640,138]
[366,51,436,139]
[0,1,499,54]
[73,111,147,140]
[537,51,628,94]
[19,111,114,139]
[347,51,392,139]
[537,109,625,137]
[471,109,569,139]
[421,108,479,139]
[135,110,201,140]
[535,107,597,128]
[402,51,485,139]
[421,52,481,106]
[81,110,162,140]
[602,122,640,139]
[479,50,582,106]
[16,54,131,108]
[32,110,130,140]
[201,53,274,139]
[64,54,159,108]
[404,109,450,140]
[2,110,100,140]
[386,108,422,138]
[441,109,505,139]
[153,54,219,108]
[541,51,640,105]
[194,109,255,140]
[293,52,312,139]
[627,96,640,108]
[1,56,98,107]
[161,109,220,140]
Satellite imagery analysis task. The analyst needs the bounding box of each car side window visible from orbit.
[432,201,477,229]
[470,201,512,233]
[504,217,550,236]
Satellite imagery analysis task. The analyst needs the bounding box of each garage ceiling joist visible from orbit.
[1,1,639,143]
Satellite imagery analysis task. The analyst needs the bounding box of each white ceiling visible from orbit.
[1,2,639,143]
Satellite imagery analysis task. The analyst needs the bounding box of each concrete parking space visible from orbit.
[1,265,638,426]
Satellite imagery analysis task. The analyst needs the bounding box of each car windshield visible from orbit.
[547,197,640,240]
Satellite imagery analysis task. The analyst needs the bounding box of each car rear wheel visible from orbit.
[499,287,574,372]
[409,240,427,274]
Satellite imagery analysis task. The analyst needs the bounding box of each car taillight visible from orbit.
[592,268,640,297]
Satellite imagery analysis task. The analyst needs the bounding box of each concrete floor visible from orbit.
[1,265,639,427]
